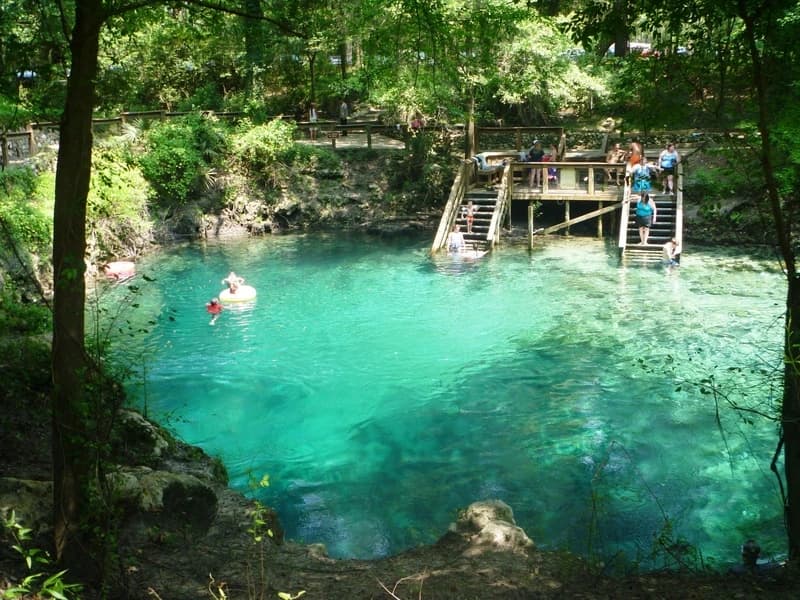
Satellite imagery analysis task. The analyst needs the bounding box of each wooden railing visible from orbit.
[431,160,470,253]
[508,160,624,198]
[484,163,513,247]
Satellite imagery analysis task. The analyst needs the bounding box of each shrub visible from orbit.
[278,143,342,175]
[231,118,297,175]
[0,167,52,254]
[138,115,228,206]
[0,282,51,334]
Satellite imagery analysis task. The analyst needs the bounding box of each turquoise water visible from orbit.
[98,232,788,567]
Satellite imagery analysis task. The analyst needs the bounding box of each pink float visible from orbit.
[104,261,136,281]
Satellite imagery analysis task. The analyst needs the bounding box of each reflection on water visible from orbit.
[101,233,787,566]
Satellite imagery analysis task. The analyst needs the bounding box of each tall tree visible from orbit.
[735,0,800,559]
[48,0,297,578]
[51,0,106,577]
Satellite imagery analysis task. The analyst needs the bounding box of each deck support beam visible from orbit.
[537,201,623,236]
[528,202,535,250]
[597,201,603,238]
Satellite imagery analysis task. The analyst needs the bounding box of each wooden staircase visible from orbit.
[432,160,511,255]
[622,191,678,264]
[455,189,500,253]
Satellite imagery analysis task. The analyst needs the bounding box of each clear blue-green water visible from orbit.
[99,232,788,567]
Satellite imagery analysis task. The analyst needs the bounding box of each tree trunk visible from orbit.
[612,0,629,58]
[51,0,104,579]
[784,278,800,559]
[738,0,800,559]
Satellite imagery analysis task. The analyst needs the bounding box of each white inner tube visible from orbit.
[219,285,257,302]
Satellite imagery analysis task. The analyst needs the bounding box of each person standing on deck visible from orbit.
[631,156,656,194]
[659,142,681,194]
[628,139,643,167]
[527,140,545,188]
[339,100,349,136]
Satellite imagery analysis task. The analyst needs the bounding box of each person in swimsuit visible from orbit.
[447,224,466,253]
[663,237,681,266]
[634,193,657,245]
[658,142,681,194]
[222,271,244,294]
[206,297,222,325]
[463,200,477,234]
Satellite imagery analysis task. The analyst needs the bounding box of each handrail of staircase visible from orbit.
[617,179,632,256]
[484,162,512,247]
[675,163,684,251]
[431,160,470,253]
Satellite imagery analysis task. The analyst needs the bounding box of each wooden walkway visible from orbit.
[433,152,684,265]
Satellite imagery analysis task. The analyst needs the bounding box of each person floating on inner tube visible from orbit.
[206,297,223,325]
[222,271,245,294]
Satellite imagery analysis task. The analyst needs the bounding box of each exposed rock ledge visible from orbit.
[1,410,794,599]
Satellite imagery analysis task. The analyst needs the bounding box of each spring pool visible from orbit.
[99,232,787,566]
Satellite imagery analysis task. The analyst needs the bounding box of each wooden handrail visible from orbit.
[431,161,469,253]
[484,164,512,246]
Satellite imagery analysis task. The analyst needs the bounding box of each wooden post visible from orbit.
[27,124,36,155]
[367,125,372,149]
[528,202,534,250]
[597,201,603,238]
[1,135,7,168]
[587,167,595,196]
[564,200,571,236]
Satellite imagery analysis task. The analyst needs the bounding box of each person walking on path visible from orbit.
[309,102,319,141]
[339,100,349,136]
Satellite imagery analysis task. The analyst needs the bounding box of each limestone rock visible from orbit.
[0,478,52,536]
[448,499,534,556]
[113,409,170,466]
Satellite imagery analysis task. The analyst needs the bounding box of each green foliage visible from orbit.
[278,143,342,176]
[0,94,33,131]
[1,510,83,599]
[90,145,150,220]
[139,115,228,206]
[0,167,52,254]
[231,118,297,176]
[0,282,51,334]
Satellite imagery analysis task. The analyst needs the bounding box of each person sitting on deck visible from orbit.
[472,152,502,185]
[605,143,626,185]
[447,224,466,254]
